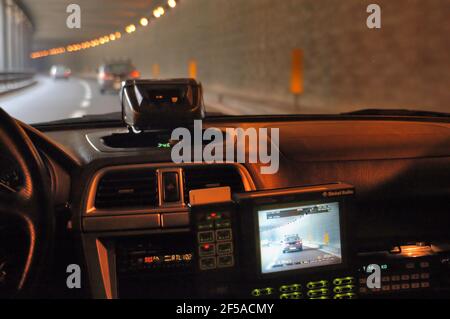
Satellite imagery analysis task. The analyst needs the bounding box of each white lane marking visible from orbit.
[79,79,92,99]
[70,110,87,118]
[80,100,91,108]
[79,79,92,109]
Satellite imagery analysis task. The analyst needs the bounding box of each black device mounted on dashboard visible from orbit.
[120,78,205,131]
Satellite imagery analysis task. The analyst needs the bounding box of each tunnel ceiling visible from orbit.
[20,0,163,49]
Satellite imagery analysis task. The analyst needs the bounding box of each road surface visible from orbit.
[0,76,121,124]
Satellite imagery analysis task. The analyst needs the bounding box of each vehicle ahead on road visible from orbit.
[49,65,71,80]
[283,235,303,253]
[97,62,140,94]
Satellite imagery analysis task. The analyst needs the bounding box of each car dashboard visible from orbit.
[19,116,450,299]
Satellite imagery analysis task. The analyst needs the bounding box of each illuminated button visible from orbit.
[252,287,274,297]
[217,255,234,268]
[411,282,420,289]
[280,292,302,300]
[382,285,391,292]
[405,262,415,269]
[199,257,216,270]
[333,277,355,286]
[198,231,215,243]
[421,282,430,288]
[215,219,232,229]
[333,285,355,294]
[411,274,420,280]
[420,261,430,268]
[197,221,214,231]
[307,280,329,289]
[251,289,261,297]
[391,284,401,291]
[382,276,390,282]
[280,284,302,293]
[401,275,410,281]
[217,242,233,255]
[199,243,215,256]
[216,229,232,242]
[420,273,430,279]
[307,288,330,298]
[334,292,356,299]
[207,212,222,220]
[372,288,382,293]
[401,283,410,290]
[391,275,400,282]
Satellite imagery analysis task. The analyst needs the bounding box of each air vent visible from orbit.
[95,169,158,209]
[184,166,245,201]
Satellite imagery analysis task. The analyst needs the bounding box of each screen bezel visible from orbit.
[253,198,349,279]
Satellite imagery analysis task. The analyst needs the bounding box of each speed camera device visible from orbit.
[121,78,205,131]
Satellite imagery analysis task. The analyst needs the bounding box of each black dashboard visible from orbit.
[18,116,450,299]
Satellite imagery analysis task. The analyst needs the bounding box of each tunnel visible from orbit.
[0,0,449,124]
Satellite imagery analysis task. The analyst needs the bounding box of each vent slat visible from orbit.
[95,169,158,209]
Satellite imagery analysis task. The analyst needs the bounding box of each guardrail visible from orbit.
[0,72,36,95]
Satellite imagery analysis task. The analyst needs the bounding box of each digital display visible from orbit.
[143,253,193,268]
[257,202,342,274]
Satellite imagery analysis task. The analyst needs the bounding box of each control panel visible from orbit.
[250,275,358,300]
[192,205,236,271]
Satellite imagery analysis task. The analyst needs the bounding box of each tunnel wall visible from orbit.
[37,0,450,114]
[0,0,33,71]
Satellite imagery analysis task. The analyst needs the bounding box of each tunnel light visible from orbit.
[140,17,149,26]
[48,47,65,56]
[125,24,136,33]
[30,50,49,59]
[30,1,175,59]
[153,7,165,18]
[168,0,177,8]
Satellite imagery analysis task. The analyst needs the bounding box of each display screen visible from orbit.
[139,86,197,108]
[257,201,342,274]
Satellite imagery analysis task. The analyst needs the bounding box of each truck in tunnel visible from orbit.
[0,0,449,311]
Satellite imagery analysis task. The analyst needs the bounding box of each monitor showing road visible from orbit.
[257,201,342,274]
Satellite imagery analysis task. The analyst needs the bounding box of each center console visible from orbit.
[114,183,359,299]
[83,180,450,299]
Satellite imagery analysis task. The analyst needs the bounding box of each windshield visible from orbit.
[0,0,448,125]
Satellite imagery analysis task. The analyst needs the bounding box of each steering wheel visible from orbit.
[0,108,54,297]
